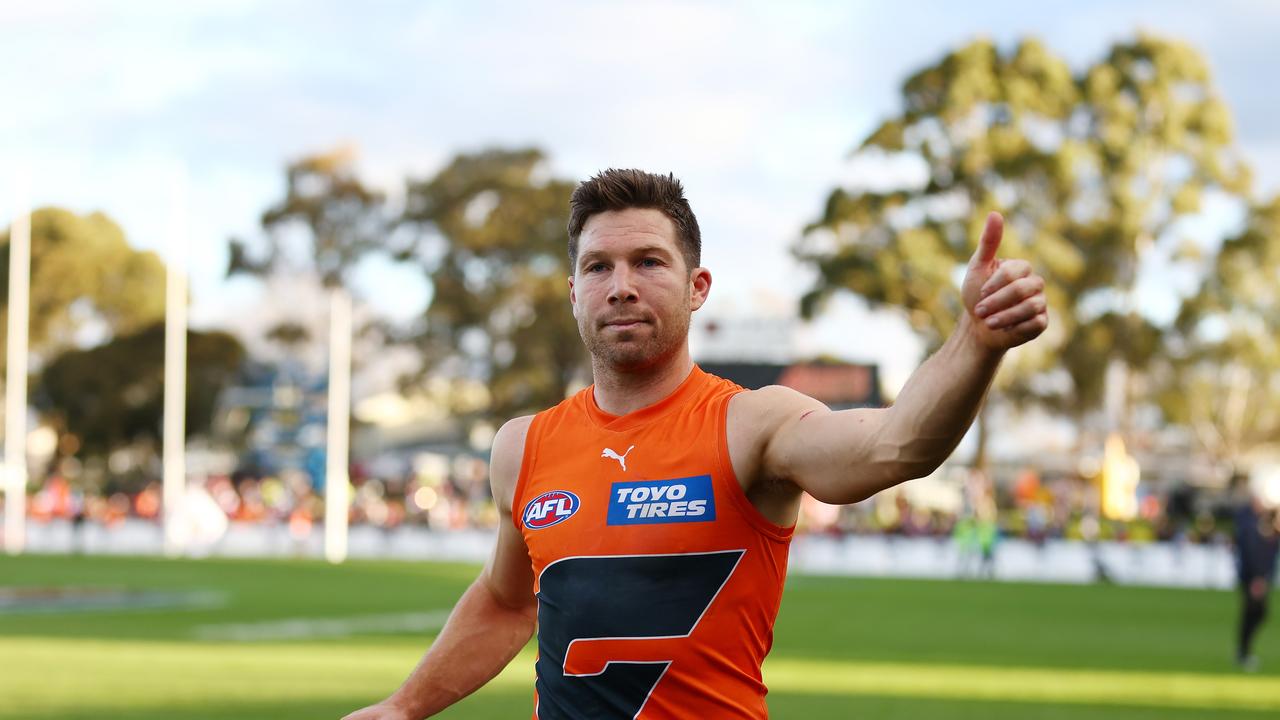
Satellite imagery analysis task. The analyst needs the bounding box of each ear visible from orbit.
[689,267,712,312]
[568,275,577,317]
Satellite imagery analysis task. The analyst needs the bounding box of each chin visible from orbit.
[605,339,683,373]
[602,346,655,370]
[581,320,683,373]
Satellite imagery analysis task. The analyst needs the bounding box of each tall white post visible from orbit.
[3,174,31,555]
[324,287,352,564]
[162,166,189,557]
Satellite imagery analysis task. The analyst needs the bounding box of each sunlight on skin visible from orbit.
[3,639,1278,716]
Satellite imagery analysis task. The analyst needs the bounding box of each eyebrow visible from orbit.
[578,244,675,267]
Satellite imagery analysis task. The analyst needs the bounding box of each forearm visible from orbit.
[385,577,537,718]
[769,214,1046,507]
[881,314,1003,478]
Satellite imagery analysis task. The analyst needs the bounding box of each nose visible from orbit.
[608,266,638,305]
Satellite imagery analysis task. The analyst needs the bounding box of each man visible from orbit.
[344,169,1048,719]
[1234,486,1279,671]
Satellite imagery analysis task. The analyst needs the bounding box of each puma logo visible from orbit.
[601,445,636,472]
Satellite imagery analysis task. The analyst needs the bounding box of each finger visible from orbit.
[970,211,1003,267]
[984,295,1046,329]
[980,259,1033,298]
[975,275,1044,317]
[1004,311,1049,341]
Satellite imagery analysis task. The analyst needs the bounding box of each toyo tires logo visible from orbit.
[522,490,581,530]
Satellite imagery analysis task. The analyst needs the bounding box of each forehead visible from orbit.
[578,208,679,256]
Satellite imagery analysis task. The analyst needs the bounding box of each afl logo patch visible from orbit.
[522,490,580,530]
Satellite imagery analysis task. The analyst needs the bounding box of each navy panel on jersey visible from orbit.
[534,550,743,719]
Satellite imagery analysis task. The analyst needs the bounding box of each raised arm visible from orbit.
[342,416,538,720]
[744,213,1047,507]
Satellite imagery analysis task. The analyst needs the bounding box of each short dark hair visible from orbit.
[567,169,701,272]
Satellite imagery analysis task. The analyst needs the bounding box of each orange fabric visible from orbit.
[514,365,794,719]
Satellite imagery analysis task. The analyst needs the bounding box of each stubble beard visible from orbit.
[580,300,692,375]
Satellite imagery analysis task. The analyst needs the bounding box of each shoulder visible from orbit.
[490,415,536,511]
[725,385,829,487]
[728,384,828,433]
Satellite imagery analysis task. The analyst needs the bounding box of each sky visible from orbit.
[3,0,1279,395]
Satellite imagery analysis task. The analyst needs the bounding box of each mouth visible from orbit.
[602,319,649,330]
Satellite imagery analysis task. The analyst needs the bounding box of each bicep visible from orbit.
[760,388,897,505]
[481,510,536,612]
[480,416,537,612]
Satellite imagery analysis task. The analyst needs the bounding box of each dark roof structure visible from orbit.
[699,361,882,409]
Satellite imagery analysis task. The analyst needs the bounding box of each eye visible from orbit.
[587,262,607,273]
[640,257,661,268]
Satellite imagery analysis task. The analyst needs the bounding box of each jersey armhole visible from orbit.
[509,413,544,533]
[715,389,795,544]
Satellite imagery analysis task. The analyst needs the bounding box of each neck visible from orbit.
[591,347,695,416]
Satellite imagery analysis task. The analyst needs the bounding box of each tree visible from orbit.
[227,148,388,345]
[229,146,386,288]
[396,148,586,429]
[38,324,245,462]
[227,146,387,445]
[1162,196,1280,474]
[1,207,166,366]
[796,35,1251,465]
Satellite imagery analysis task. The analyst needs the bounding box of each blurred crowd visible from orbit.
[15,461,1235,546]
[797,467,1226,545]
[21,456,495,535]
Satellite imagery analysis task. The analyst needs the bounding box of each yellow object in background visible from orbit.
[1101,433,1140,521]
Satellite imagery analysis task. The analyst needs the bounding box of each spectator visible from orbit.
[1233,483,1279,671]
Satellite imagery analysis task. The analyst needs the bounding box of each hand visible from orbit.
[961,212,1049,351]
[341,700,417,720]
[1250,578,1268,600]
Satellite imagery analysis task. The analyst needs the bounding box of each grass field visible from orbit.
[1,554,1277,719]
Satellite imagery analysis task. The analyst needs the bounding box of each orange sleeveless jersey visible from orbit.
[512,365,794,719]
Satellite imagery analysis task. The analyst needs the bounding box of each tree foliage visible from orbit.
[228,146,386,288]
[1162,197,1280,469]
[1,207,166,364]
[38,324,246,458]
[797,35,1250,434]
[396,148,586,426]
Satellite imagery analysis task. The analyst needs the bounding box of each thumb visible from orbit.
[970,212,1003,267]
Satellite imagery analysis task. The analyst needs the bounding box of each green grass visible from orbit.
[1,554,1276,719]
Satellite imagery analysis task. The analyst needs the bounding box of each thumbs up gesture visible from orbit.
[960,212,1048,351]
